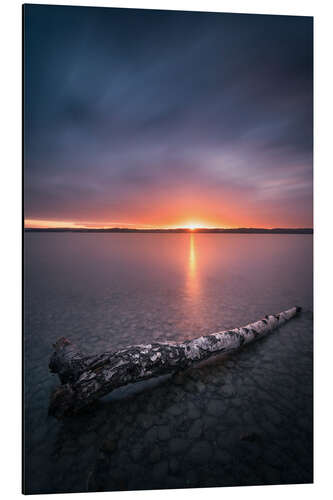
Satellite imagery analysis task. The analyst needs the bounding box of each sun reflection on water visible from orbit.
[187,233,199,298]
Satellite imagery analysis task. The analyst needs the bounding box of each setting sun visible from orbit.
[182,222,214,231]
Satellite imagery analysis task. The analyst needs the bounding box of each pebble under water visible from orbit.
[23,233,313,494]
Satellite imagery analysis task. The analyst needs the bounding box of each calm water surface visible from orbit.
[24,234,313,493]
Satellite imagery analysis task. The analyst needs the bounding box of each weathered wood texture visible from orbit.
[49,306,301,418]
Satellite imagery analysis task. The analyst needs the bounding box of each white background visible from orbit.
[0,0,332,498]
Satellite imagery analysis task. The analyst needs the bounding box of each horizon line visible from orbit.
[24,226,313,233]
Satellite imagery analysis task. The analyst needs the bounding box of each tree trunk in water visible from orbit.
[48,306,301,419]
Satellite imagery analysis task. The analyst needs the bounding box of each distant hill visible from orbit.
[24,227,313,234]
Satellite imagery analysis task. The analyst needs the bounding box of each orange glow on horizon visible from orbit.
[24,218,235,230]
[24,217,310,230]
[25,218,142,229]
[25,219,86,229]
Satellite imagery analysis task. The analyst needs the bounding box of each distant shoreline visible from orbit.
[24,227,313,234]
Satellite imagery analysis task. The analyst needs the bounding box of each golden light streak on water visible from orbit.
[187,233,200,299]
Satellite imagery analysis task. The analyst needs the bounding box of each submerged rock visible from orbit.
[188,441,212,464]
[240,432,260,442]
[158,425,171,441]
[152,461,168,481]
[130,445,144,463]
[207,399,225,417]
[148,446,161,464]
[168,457,180,475]
[101,438,118,454]
[169,438,188,455]
[188,420,202,439]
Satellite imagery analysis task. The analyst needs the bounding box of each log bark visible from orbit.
[48,306,301,419]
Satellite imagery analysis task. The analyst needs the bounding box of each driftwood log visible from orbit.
[49,306,301,419]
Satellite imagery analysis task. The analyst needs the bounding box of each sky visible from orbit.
[24,5,313,229]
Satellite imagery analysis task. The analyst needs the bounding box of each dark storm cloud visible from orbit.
[24,5,313,226]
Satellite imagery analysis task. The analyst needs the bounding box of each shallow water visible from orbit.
[23,233,313,493]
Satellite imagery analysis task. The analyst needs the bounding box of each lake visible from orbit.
[23,233,313,493]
